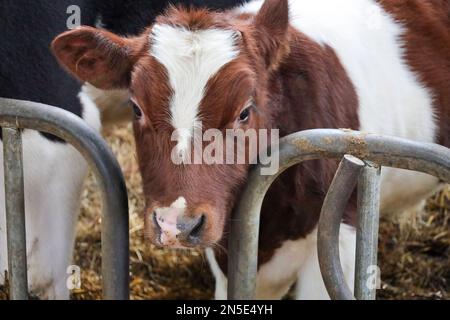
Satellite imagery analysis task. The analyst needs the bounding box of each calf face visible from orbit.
[52,0,289,248]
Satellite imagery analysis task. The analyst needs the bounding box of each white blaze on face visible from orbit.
[150,24,240,156]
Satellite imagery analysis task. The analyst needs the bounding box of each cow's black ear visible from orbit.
[52,26,142,89]
[254,0,290,70]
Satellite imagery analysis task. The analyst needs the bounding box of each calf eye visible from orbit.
[131,102,143,119]
[238,108,250,123]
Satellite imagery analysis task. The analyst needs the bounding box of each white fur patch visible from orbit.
[240,0,436,142]
[205,248,228,300]
[154,196,188,217]
[171,196,187,210]
[150,24,240,154]
[255,230,316,299]
[81,83,132,126]
[295,225,356,300]
[79,90,102,132]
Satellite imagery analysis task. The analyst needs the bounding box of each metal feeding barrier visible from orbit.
[0,98,129,300]
[228,129,450,300]
[1,98,449,301]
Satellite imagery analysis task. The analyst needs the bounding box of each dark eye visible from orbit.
[132,102,143,119]
[239,108,250,123]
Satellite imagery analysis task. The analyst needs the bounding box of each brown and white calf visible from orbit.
[53,0,450,299]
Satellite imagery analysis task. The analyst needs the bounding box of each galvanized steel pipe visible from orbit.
[317,155,364,300]
[229,129,450,300]
[0,98,129,300]
[355,164,381,300]
[2,127,28,300]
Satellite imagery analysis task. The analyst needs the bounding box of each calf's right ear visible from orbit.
[51,26,143,90]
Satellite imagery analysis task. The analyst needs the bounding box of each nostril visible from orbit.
[152,211,162,234]
[177,214,206,243]
[189,214,205,239]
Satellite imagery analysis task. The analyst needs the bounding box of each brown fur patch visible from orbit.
[379,0,450,147]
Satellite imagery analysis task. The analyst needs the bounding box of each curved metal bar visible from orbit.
[317,155,364,300]
[0,98,129,300]
[228,129,450,300]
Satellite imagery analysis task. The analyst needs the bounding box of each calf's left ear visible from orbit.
[254,0,290,70]
[52,26,143,89]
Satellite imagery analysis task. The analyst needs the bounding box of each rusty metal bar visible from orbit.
[355,163,381,300]
[318,155,364,300]
[229,129,450,300]
[2,127,28,300]
[0,98,129,300]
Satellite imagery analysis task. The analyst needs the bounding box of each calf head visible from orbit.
[52,0,289,248]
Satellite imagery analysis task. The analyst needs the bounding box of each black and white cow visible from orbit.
[0,0,100,300]
[0,0,250,299]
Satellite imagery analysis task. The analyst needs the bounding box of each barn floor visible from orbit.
[1,123,449,300]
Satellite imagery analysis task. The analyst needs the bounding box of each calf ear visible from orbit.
[254,0,290,70]
[51,26,142,89]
